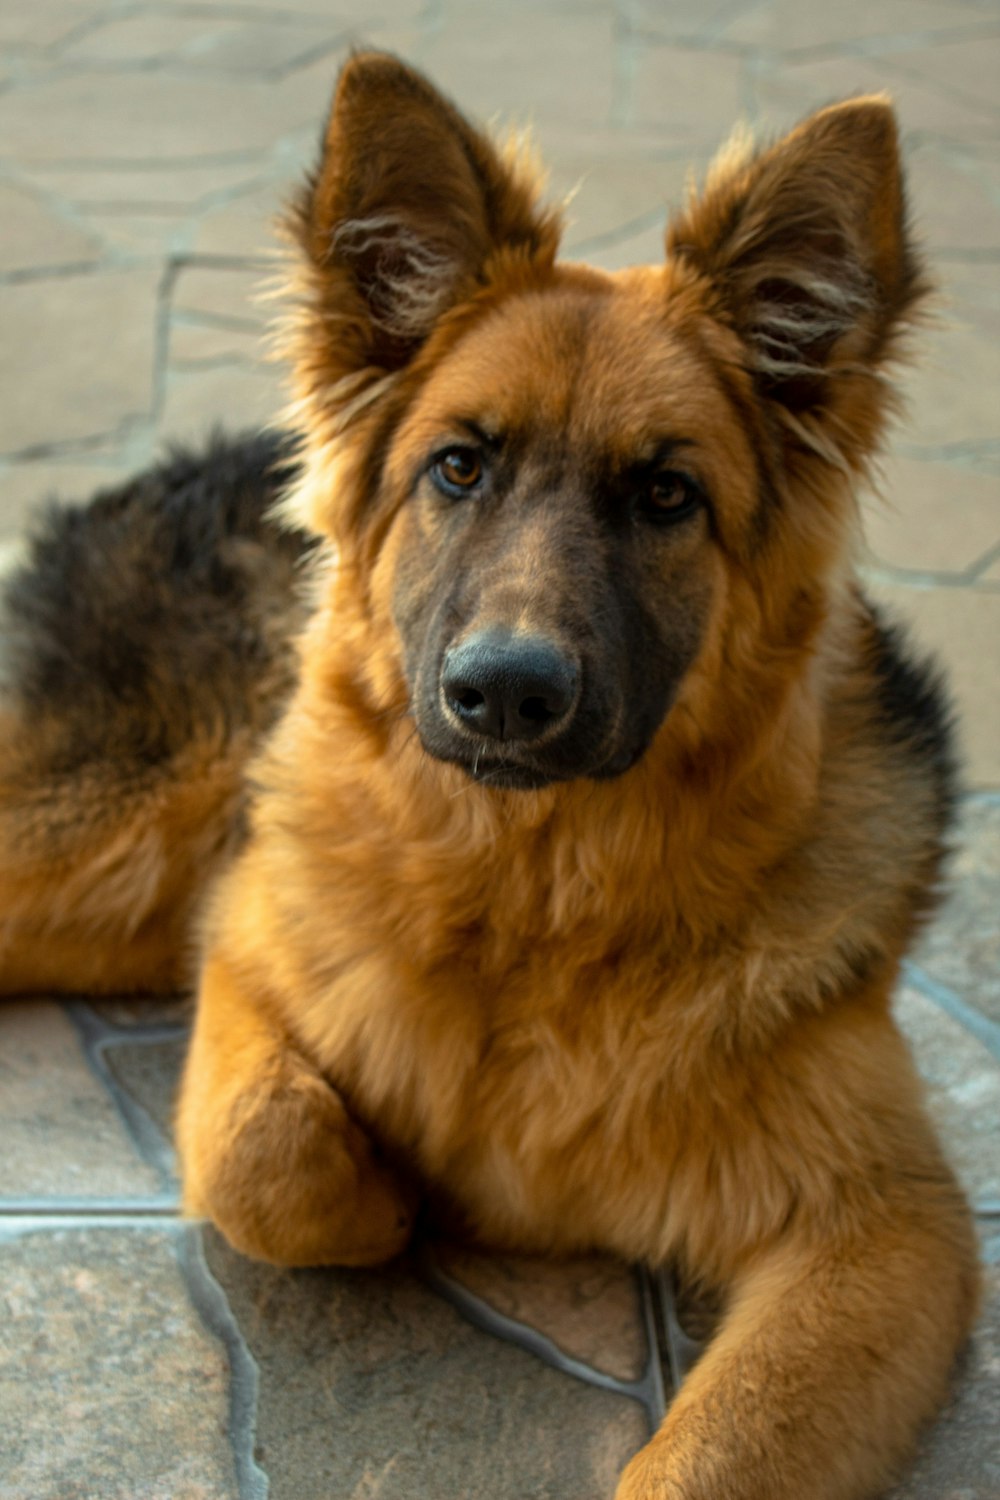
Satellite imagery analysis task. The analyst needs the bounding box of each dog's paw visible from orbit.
[189,1071,417,1268]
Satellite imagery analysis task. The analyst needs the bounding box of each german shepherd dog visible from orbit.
[0,53,980,1500]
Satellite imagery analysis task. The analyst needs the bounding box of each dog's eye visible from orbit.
[431,447,484,496]
[637,471,702,523]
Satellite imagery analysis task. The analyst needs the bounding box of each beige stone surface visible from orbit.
[26,160,274,213]
[861,455,1000,576]
[753,53,1000,142]
[0,182,101,275]
[170,320,269,367]
[156,361,286,448]
[0,3,89,52]
[0,67,330,167]
[890,34,1000,117]
[172,264,271,327]
[903,310,1000,449]
[868,582,1000,788]
[0,266,162,457]
[909,144,1000,254]
[0,460,131,541]
[0,1001,161,1200]
[416,10,617,129]
[189,181,291,260]
[61,11,346,73]
[632,45,746,139]
[723,0,992,50]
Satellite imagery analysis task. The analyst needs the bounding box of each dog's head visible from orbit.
[281,54,925,792]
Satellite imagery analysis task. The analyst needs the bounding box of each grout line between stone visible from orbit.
[179,1225,269,1500]
[902,961,1000,1063]
[63,998,182,1187]
[0,1210,181,1242]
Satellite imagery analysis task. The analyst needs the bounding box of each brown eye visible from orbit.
[432,447,484,495]
[639,470,702,523]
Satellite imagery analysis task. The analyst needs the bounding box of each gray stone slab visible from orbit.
[913,801,1000,1028]
[0,1226,237,1500]
[0,1000,162,1201]
[101,1033,189,1152]
[885,1262,1000,1499]
[89,995,193,1030]
[203,1228,648,1500]
[436,1244,648,1382]
[894,987,1000,1202]
[0,266,161,456]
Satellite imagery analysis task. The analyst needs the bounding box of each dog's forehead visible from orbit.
[401,266,743,466]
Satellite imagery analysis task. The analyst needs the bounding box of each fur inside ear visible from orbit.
[667,99,929,470]
[287,52,560,380]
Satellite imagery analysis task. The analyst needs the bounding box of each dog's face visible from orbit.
[383,278,750,788]
[284,56,923,790]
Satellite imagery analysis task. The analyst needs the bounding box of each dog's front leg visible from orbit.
[616,1184,978,1500]
[177,954,415,1267]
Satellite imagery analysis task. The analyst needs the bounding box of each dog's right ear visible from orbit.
[287,53,560,390]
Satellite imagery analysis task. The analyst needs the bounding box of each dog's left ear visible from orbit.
[668,98,927,472]
[288,52,560,384]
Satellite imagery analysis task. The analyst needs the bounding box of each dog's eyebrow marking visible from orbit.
[628,437,698,472]
[450,417,505,451]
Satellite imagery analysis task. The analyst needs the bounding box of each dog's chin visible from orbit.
[466,760,558,790]
[415,723,648,791]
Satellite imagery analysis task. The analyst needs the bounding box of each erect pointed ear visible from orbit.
[287,52,561,385]
[667,98,928,471]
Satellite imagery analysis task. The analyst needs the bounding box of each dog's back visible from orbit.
[0,430,311,993]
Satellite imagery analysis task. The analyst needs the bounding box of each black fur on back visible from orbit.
[862,593,959,838]
[1,431,314,772]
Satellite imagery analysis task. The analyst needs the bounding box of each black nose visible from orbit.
[441,631,578,742]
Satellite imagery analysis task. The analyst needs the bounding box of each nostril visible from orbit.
[518,695,554,724]
[452,687,485,713]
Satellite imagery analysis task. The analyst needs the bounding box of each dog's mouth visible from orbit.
[431,737,645,791]
[465,758,556,790]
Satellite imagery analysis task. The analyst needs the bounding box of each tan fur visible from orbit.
[6,53,979,1500]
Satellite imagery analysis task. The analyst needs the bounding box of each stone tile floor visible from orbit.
[1,1,998,1496]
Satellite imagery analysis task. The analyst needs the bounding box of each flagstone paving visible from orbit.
[1,1,998,1497]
